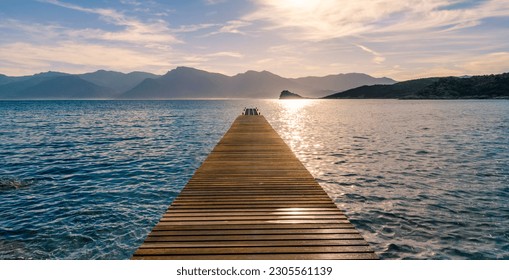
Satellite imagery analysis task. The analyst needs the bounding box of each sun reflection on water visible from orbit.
[276,99,315,144]
[274,99,323,175]
[279,99,315,112]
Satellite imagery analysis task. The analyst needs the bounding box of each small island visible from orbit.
[279,90,306,99]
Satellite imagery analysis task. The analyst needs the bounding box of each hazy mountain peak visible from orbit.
[92,69,118,74]
[0,74,14,86]
[32,71,69,78]
[165,66,222,77]
[79,70,159,94]
[9,75,113,99]
[172,66,203,73]
[237,70,283,79]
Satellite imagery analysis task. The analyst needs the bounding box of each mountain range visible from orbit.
[0,67,395,99]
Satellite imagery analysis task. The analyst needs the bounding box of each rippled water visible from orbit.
[1,100,508,259]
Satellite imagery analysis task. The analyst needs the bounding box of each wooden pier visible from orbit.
[132,109,377,260]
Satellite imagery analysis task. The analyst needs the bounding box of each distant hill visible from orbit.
[414,74,509,99]
[292,73,396,98]
[121,67,231,99]
[0,72,71,99]
[324,73,509,99]
[324,78,440,99]
[0,70,152,99]
[79,70,159,94]
[13,76,113,99]
[0,74,15,85]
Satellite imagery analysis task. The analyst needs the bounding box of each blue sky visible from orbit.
[1,0,509,80]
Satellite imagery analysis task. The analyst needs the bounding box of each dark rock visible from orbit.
[279,90,305,99]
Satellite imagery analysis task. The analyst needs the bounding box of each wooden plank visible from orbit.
[132,113,377,260]
[132,253,378,260]
[160,215,348,221]
[135,245,374,255]
[174,196,332,201]
[149,228,360,235]
[156,220,352,226]
[164,208,343,213]
[152,223,356,231]
[162,211,345,217]
[144,234,364,242]
[139,239,368,248]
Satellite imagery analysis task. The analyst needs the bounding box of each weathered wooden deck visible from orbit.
[132,110,377,260]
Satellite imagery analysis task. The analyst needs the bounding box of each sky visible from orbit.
[1,0,509,80]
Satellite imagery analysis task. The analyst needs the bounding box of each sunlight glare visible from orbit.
[276,99,315,157]
[279,99,313,113]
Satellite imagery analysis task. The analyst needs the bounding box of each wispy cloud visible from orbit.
[39,0,127,23]
[219,20,250,34]
[237,0,509,78]
[355,44,386,64]
[204,0,227,5]
[0,0,183,75]
[119,0,143,6]
[0,42,173,75]
[461,52,509,73]
[179,51,245,63]
[172,23,218,33]
[207,51,244,58]
[38,0,179,45]
[207,20,251,36]
[245,0,509,40]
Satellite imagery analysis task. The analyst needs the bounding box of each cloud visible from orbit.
[461,52,509,74]
[172,23,218,33]
[0,19,62,40]
[207,20,251,36]
[371,51,509,80]
[38,0,180,45]
[220,20,250,34]
[207,52,244,58]
[1,1,237,76]
[244,0,401,40]
[3,0,509,79]
[238,0,509,78]
[204,0,227,5]
[355,44,386,64]
[245,0,509,41]
[39,0,126,23]
[0,42,173,75]
[175,52,244,65]
[120,0,143,6]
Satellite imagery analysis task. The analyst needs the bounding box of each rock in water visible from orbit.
[279,90,305,99]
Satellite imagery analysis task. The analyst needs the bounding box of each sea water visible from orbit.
[0,100,508,259]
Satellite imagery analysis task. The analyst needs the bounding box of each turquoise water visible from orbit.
[0,100,508,259]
